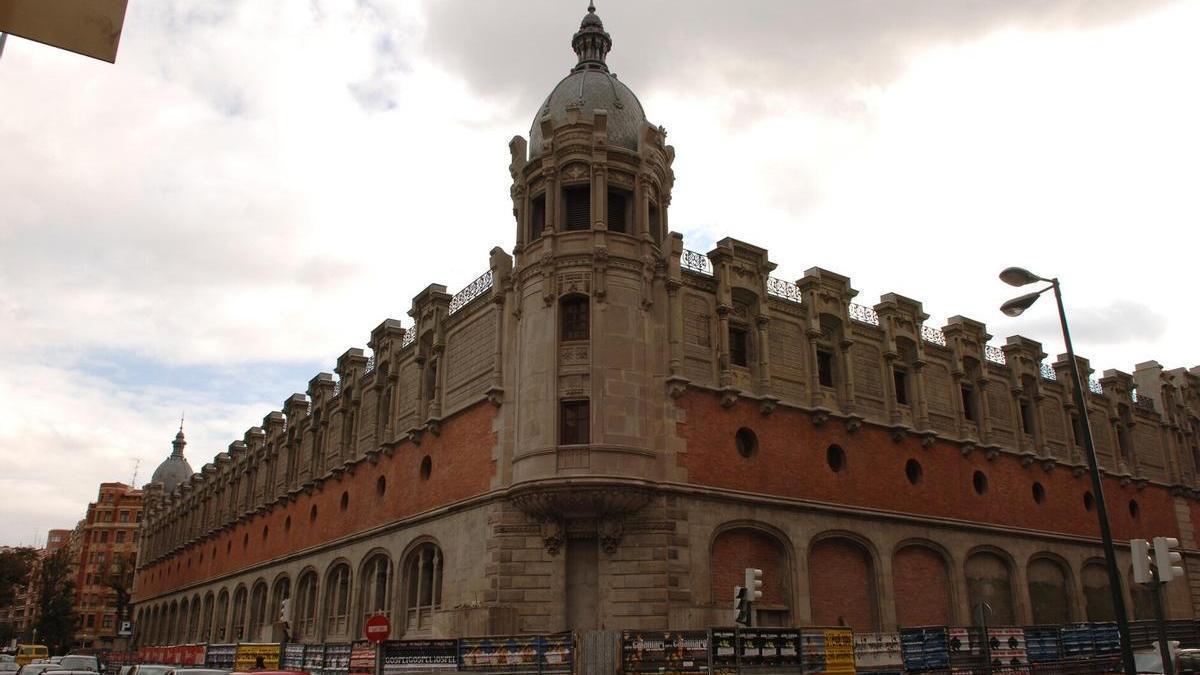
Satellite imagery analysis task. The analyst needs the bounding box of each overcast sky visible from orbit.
[1,0,1197,546]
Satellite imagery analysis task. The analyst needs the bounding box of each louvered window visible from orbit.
[560,400,590,445]
[607,190,627,233]
[530,194,546,240]
[564,186,590,231]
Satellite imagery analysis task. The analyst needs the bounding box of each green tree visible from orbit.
[35,548,75,653]
[0,547,38,607]
[102,552,137,633]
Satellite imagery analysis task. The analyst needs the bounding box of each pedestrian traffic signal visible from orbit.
[733,585,750,626]
[1132,539,1153,584]
[1153,537,1185,583]
[745,568,763,601]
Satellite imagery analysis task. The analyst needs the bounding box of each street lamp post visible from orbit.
[999,267,1137,675]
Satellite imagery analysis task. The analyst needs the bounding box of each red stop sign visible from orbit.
[364,614,391,643]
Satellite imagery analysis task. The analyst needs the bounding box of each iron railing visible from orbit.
[921,325,947,347]
[765,276,801,303]
[681,249,713,276]
[984,345,1006,365]
[849,303,879,326]
[449,269,494,315]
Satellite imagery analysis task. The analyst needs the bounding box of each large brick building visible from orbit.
[131,4,1200,649]
[74,484,144,649]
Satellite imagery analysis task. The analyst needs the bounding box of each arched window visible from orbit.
[148,606,159,645]
[324,563,352,638]
[560,296,589,342]
[403,543,443,633]
[1028,557,1072,624]
[177,598,188,643]
[230,586,248,641]
[188,594,201,642]
[965,550,1015,625]
[167,601,178,644]
[294,571,319,641]
[247,581,268,641]
[270,576,291,638]
[1082,561,1115,621]
[810,536,877,630]
[200,593,214,643]
[711,528,791,627]
[893,544,952,627]
[213,589,229,642]
[359,554,392,633]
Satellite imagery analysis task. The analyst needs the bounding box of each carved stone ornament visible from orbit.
[1020,453,1037,468]
[960,442,976,457]
[811,409,830,427]
[759,396,779,416]
[985,448,1000,461]
[666,375,689,399]
[1041,459,1056,473]
[1072,464,1088,478]
[599,517,624,555]
[845,414,864,433]
[919,431,937,448]
[720,386,739,409]
[541,519,565,556]
[486,386,505,407]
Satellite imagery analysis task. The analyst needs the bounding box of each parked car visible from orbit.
[14,647,48,668]
[166,669,228,675]
[57,658,97,673]
[15,664,60,675]
[125,665,172,675]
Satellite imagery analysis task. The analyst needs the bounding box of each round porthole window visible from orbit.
[826,445,846,473]
[735,428,758,459]
[972,471,988,495]
[905,459,922,485]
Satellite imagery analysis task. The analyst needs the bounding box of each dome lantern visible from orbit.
[572,3,612,73]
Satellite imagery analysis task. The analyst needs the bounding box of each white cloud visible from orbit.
[0,0,1196,544]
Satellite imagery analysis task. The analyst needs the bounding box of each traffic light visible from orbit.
[1132,539,1153,584]
[745,568,763,601]
[733,585,750,626]
[1153,537,1185,583]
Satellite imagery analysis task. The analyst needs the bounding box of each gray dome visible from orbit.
[529,3,648,158]
[529,70,646,156]
[152,428,194,493]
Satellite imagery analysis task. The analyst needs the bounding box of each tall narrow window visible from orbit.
[564,186,590,231]
[893,367,910,406]
[648,202,661,242]
[561,296,589,342]
[294,572,318,641]
[607,189,628,234]
[247,582,267,641]
[817,349,835,388]
[214,591,229,642]
[729,326,749,367]
[560,400,590,446]
[324,564,352,638]
[403,543,443,633]
[230,587,247,641]
[530,194,546,240]
[1071,414,1085,447]
[360,555,392,633]
[1020,399,1035,436]
[961,385,976,421]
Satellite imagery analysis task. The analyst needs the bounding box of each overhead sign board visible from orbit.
[0,0,129,63]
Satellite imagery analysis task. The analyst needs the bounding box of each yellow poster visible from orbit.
[234,643,282,671]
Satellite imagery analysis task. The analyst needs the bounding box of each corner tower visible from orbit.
[499,4,680,536]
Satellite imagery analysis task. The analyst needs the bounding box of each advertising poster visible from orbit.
[538,633,574,674]
[178,644,206,666]
[737,628,801,669]
[350,640,377,675]
[621,630,710,673]
[204,643,237,670]
[324,642,353,675]
[458,635,540,671]
[379,639,458,673]
[283,644,306,670]
[304,644,328,674]
[234,643,281,671]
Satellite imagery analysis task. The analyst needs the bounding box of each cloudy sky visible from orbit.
[1,0,1197,546]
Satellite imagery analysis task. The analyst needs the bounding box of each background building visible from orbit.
[131,4,1200,648]
[73,484,143,650]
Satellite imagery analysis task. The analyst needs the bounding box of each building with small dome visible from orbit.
[150,427,195,495]
[132,4,1200,659]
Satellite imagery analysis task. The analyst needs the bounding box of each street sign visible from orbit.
[0,0,129,63]
[365,613,391,643]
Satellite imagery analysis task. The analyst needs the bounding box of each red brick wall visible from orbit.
[676,392,1182,542]
[134,402,496,601]
[809,538,877,631]
[893,545,952,627]
[711,528,789,607]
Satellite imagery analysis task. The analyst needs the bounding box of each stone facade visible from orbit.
[131,4,1200,648]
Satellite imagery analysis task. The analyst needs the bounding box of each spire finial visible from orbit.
[572,1,611,72]
[171,415,187,458]
[179,411,184,433]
